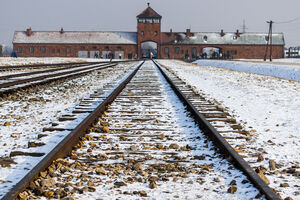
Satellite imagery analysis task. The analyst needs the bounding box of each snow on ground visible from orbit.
[192,59,300,82]
[237,58,300,64]
[158,59,300,199]
[0,62,136,197]
[0,57,121,66]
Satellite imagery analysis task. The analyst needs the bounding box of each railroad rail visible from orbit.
[1,60,279,200]
[0,62,120,94]
[0,61,105,71]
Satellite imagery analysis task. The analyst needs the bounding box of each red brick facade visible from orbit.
[13,5,284,59]
[14,43,136,59]
[160,44,284,59]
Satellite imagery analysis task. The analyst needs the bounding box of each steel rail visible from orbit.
[153,60,280,200]
[0,63,117,94]
[1,61,144,200]
[0,63,109,80]
[0,61,104,71]
[0,60,135,71]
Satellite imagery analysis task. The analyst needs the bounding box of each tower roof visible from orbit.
[137,4,161,18]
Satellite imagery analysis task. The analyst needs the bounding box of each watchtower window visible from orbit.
[153,19,160,23]
[138,18,146,23]
[146,18,153,23]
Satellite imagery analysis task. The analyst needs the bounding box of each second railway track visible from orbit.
[1,60,279,200]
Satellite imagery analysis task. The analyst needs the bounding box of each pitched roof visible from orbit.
[161,32,285,45]
[137,6,161,18]
[13,31,137,44]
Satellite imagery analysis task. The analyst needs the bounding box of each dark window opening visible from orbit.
[18,47,22,53]
[67,47,71,53]
[164,47,169,54]
[57,49,60,53]
[41,47,46,53]
[192,48,197,58]
[175,47,180,54]
[80,46,85,50]
[181,50,184,54]
[93,46,97,50]
[30,47,34,53]
[105,46,109,50]
[52,49,55,53]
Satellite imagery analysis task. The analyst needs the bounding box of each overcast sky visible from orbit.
[1,0,300,47]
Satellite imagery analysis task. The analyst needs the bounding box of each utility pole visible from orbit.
[264,20,273,61]
[242,19,247,33]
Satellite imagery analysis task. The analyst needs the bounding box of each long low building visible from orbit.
[13,4,285,59]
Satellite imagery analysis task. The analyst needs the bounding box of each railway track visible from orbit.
[0,62,119,95]
[0,62,106,71]
[1,60,280,200]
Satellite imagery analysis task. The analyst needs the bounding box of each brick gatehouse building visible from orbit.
[13,4,285,59]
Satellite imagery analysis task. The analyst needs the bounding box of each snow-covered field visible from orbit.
[0,61,136,198]
[0,57,115,66]
[158,59,300,199]
[193,59,300,82]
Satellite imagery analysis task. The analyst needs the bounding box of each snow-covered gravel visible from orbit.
[0,61,136,198]
[193,59,300,82]
[158,59,300,199]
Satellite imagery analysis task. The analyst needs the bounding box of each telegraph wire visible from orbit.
[275,16,300,24]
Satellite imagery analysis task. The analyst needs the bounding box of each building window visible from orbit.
[154,31,158,36]
[153,19,160,23]
[117,46,122,50]
[138,18,146,23]
[181,50,184,54]
[57,49,60,53]
[192,48,197,58]
[105,46,109,50]
[52,49,55,53]
[146,18,153,23]
[80,46,85,50]
[175,47,180,54]
[141,31,144,36]
[41,47,46,53]
[67,47,71,53]
[93,46,97,50]
[164,47,169,54]
[30,47,34,53]
[18,47,22,53]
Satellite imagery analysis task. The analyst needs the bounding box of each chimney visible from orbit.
[60,28,64,34]
[220,29,225,37]
[170,29,173,34]
[26,28,33,36]
[186,29,192,37]
[236,29,240,37]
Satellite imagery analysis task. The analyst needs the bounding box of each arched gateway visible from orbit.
[141,41,158,58]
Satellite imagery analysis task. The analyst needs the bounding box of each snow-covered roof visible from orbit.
[162,32,285,45]
[13,31,137,44]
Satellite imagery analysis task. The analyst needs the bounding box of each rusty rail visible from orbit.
[153,60,280,200]
[1,61,144,200]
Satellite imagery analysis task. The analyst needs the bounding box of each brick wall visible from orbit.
[160,44,284,59]
[13,44,137,59]
[137,22,161,58]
